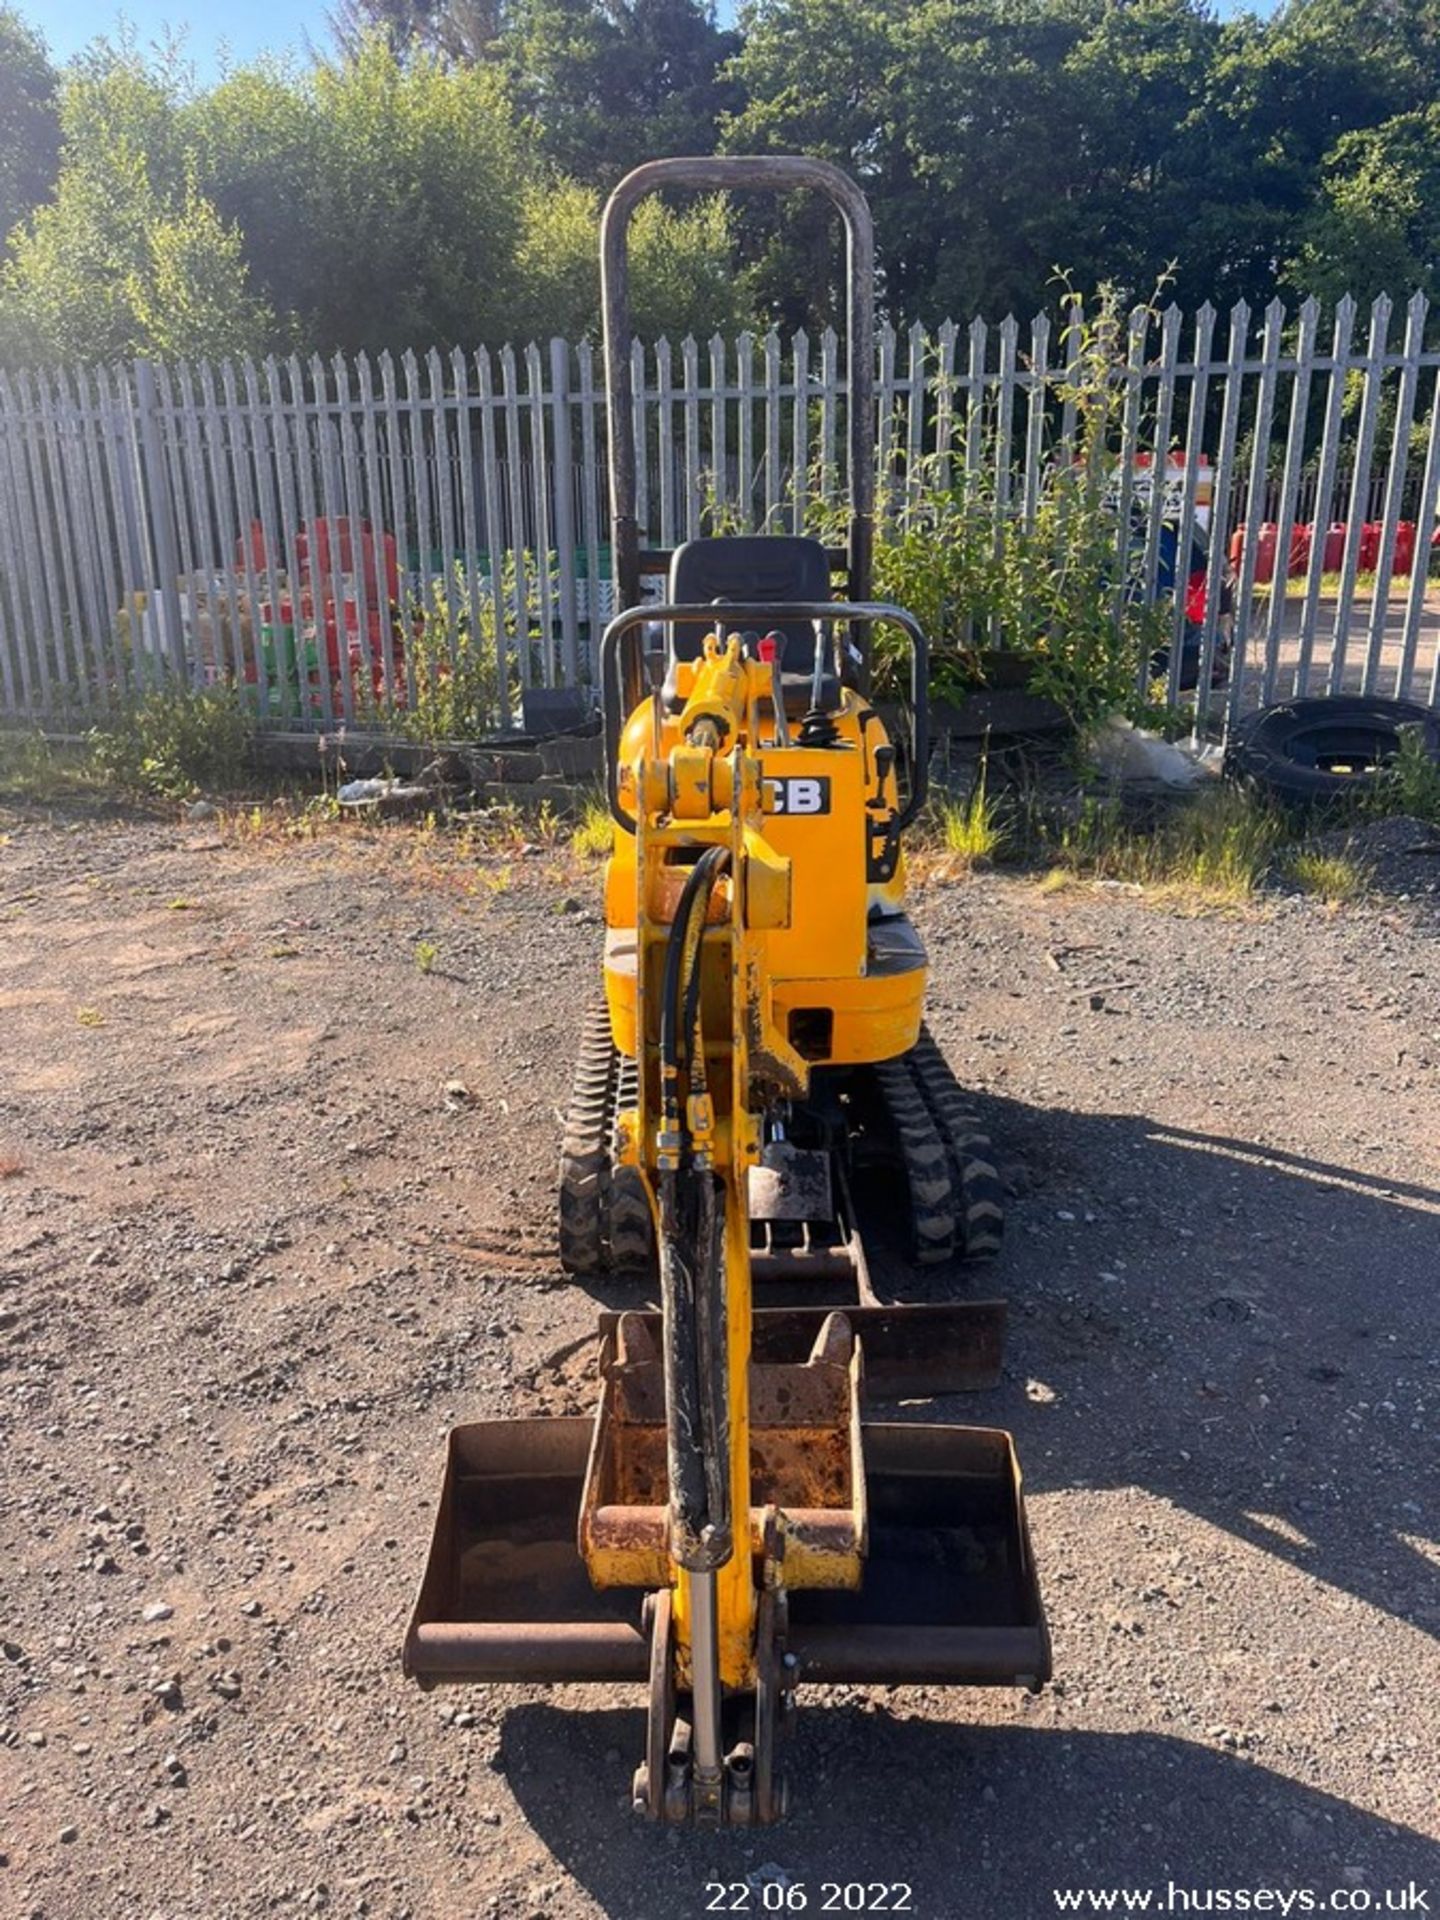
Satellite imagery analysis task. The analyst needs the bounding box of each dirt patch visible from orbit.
[1,808,1437,1919]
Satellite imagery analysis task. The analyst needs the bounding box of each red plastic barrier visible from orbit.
[1288,524,1312,577]
[1227,522,1274,582]
[239,519,401,603]
[1358,521,1381,571]
[263,589,405,690]
[237,521,267,573]
[1229,521,1280,583]
[1323,524,1346,571]
[296,519,400,602]
[1392,522,1416,576]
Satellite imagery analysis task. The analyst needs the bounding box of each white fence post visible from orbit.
[1327,295,1392,695]
[3,305,1439,734]
[132,360,187,690]
[1362,290,1427,696]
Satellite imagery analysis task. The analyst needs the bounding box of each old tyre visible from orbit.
[1224,695,1440,805]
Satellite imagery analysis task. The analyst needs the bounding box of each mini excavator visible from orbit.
[404,157,1049,1827]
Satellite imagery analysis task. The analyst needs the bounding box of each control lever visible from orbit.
[642,622,668,758]
[810,619,829,713]
[798,619,839,748]
[756,632,790,748]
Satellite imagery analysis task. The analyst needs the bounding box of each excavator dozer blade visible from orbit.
[599,1300,1008,1398]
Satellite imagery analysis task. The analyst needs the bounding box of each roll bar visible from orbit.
[600,156,875,611]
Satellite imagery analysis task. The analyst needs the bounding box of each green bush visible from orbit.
[90,684,254,797]
[801,284,1181,727]
[363,562,521,747]
[1371,726,1440,825]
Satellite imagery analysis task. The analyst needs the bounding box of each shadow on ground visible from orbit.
[959,1094,1439,1638]
[499,1708,1439,1920]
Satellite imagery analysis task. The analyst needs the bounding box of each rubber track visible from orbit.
[872,1054,958,1265]
[907,1026,1006,1259]
[557,1001,616,1277]
[607,1052,655,1272]
[557,1002,655,1278]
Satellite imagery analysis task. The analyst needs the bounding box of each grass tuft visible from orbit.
[0,730,106,806]
[938,784,1006,869]
[1284,848,1371,903]
[1372,728,1440,826]
[1057,785,1287,904]
[571,794,613,860]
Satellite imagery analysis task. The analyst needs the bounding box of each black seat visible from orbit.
[666,536,840,713]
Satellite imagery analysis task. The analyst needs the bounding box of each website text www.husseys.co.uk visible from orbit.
[1052,1885,1431,1915]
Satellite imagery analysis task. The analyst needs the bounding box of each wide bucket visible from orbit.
[787,1422,1050,1688]
[403,1416,648,1686]
[404,1414,1048,1693]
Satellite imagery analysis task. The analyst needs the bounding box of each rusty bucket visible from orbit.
[404,1348,1048,1693]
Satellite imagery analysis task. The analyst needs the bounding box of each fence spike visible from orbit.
[6,305,1440,740]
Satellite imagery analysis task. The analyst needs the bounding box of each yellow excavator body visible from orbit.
[403,156,1049,1829]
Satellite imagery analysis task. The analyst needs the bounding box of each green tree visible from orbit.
[129,182,273,359]
[0,45,269,363]
[727,0,1144,323]
[727,0,1440,324]
[1046,0,1222,311]
[326,0,505,62]
[1290,104,1440,305]
[513,177,753,338]
[185,41,533,351]
[182,61,327,350]
[0,7,60,244]
[506,0,739,186]
[298,39,531,350]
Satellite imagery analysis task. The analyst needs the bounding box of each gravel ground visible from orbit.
[1,805,1437,1920]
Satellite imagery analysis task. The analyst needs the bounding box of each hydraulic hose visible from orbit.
[656,846,733,1573]
[659,846,728,1141]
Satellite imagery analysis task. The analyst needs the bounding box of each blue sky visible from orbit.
[32,2,332,76]
[33,0,1279,85]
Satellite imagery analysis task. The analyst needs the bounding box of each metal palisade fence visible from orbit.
[0,293,1438,735]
